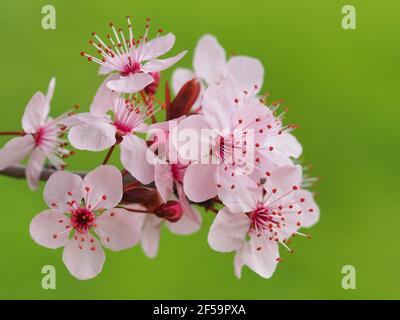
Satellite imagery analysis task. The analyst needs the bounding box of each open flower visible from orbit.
[68,76,157,184]
[0,78,76,189]
[207,165,320,279]
[173,84,302,202]
[29,165,142,280]
[172,34,264,109]
[81,17,187,93]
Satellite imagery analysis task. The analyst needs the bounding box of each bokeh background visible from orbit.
[0,0,399,299]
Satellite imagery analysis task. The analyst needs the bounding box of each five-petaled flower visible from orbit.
[208,165,319,279]
[29,165,142,280]
[0,78,76,189]
[82,17,187,93]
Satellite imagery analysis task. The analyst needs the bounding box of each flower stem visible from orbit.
[0,131,25,136]
[102,144,116,165]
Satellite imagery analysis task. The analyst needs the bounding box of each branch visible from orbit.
[0,165,86,180]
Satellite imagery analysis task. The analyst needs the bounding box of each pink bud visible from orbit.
[144,72,161,95]
[155,201,183,222]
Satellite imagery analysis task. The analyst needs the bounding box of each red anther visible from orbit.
[234,98,239,103]
[265,171,271,176]
[255,118,260,122]
[85,187,90,192]
[308,208,314,213]
[231,184,235,189]
[267,124,272,129]
[102,195,107,200]
[91,32,96,36]
[268,146,274,151]
[90,246,96,251]
[292,185,298,190]
[256,246,262,251]
[300,198,305,203]
[88,57,93,61]
[272,188,277,193]
[255,143,260,148]
[109,22,114,27]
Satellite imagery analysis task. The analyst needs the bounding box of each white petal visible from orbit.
[0,135,35,170]
[44,171,83,211]
[62,236,105,280]
[139,33,176,61]
[183,164,218,202]
[193,34,226,85]
[45,77,56,104]
[22,92,48,133]
[107,73,154,93]
[141,51,187,73]
[294,189,320,228]
[30,209,70,249]
[95,208,142,251]
[208,207,249,252]
[26,148,46,190]
[90,74,119,116]
[83,165,123,210]
[171,68,196,94]
[235,231,279,279]
[167,209,202,235]
[141,215,162,258]
[227,56,264,94]
[154,163,174,202]
[268,132,303,159]
[120,135,156,185]
[202,85,234,131]
[68,121,116,152]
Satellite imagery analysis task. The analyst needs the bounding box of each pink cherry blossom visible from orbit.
[173,84,302,202]
[81,17,187,93]
[29,165,142,280]
[0,78,76,190]
[172,34,264,109]
[68,76,157,184]
[207,165,320,279]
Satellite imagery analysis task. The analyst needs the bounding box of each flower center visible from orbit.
[121,60,141,76]
[71,207,95,234]
[113,120,133,135]
[250,205,279,232]
[33,127,46,147]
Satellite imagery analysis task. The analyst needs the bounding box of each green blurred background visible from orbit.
[0,0,399,299]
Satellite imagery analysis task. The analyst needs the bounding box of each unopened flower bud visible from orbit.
[155,201,183,222]
[144,72,161,95]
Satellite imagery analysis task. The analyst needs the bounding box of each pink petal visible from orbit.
[30,209,70,249]
[62,235,105,280]
[95,208,142,251]
[294,189,320,228]
[90,74,119,116]
[106,73,154,93]
[264,165,303,200]
[202,85,234,131]
[234,231,279,279]
[167,209,201,235]
[26,148,46,190]
[193,34,226,85]
[83,165,123,210]
[208,207,250,252]
[154,163,174,202]
[172,114,210,164]
[0,135,35,170]
[183,164,218,202]
[44,171,83,211]
[268,132,303,159]
[216,170,260,213]
[139,33,176,61]
[171,68,196,94]
[68,121,116,152]
[22,92,48,133]
[141,51,187,73]
[141,215,162,258]
[177,183,200,224]
[45,77,56,104]
[120,135,156,185]
[227,56,264,94]
[98,65,113,75]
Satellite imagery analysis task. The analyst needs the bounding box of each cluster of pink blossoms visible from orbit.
[0,18,319,280]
